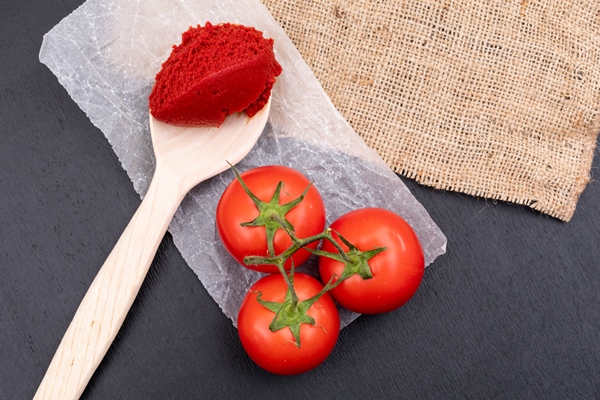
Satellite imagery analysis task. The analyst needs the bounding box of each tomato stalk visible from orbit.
[309,235,387,281]
[244,214,385,289]
[243,214,351,268]
[244,221,325,306]
[230,164,386,346]
[243,212,385,347]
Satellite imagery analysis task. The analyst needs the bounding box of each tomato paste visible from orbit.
[149,22,282,127]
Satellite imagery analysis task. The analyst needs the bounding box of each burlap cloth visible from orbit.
[261,0,600,221]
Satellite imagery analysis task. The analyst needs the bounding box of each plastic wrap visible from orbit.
[39,0,447,327]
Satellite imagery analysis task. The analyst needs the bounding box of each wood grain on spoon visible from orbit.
[34,99,270,400]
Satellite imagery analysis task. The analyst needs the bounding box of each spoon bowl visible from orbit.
[34,99,271,400]
[150,99,270,186]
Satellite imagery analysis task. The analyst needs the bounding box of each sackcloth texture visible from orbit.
[260,0,600,221]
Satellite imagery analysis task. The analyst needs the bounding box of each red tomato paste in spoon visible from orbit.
[149,22,282,127]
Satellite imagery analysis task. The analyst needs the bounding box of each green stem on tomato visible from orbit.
[231,164,386,343]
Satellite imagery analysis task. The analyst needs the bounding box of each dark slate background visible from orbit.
[2,1,599,399]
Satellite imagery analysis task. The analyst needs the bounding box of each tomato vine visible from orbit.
[221,164,425,375]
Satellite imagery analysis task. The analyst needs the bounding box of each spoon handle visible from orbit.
[34,166,186,400]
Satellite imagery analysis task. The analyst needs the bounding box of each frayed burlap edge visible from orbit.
[261,0,600,221]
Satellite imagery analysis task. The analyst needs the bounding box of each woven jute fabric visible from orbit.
[261,0,600,221]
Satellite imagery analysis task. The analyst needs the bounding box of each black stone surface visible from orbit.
[2,1,599,399]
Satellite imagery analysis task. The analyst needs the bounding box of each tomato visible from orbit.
[318,208,424,314]
[216,165,326,273]
[237,273,340,375]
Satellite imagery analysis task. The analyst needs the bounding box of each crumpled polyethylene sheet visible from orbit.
[39,0,447,327]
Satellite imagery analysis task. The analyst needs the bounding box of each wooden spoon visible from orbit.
[34,99,271,400]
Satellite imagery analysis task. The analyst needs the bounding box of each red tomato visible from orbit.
[237,273,340,375]
[216,165,326,273]
[319,208,424,314]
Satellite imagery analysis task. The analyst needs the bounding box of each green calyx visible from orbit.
[231,164,311,256]
[309,233,386,282]
[255,269,334,348]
